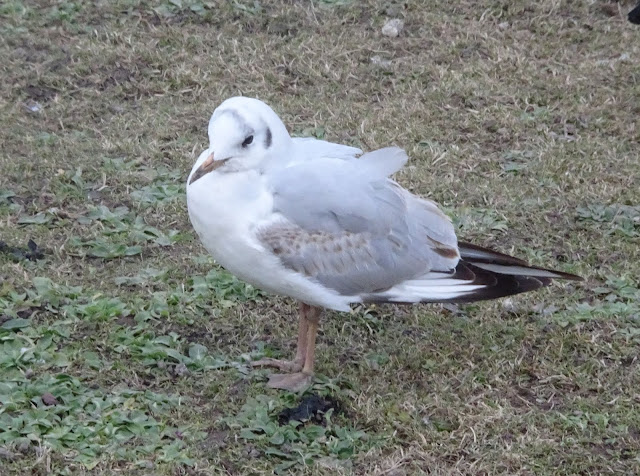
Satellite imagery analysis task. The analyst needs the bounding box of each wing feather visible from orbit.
[261,148,459,295]
[260,146,581,302]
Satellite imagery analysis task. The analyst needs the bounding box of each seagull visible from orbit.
[186,97,582,391]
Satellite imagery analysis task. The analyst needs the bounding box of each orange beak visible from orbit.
[189,153,227,185]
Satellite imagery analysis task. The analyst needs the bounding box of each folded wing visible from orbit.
[260,147,459,296]
[259,146,581,303]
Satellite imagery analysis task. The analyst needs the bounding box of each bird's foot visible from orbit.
[251,357,303,373]
[266,372,313,392]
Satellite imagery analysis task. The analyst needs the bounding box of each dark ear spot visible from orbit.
[265,127,272,148]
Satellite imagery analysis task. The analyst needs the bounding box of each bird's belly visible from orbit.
[186,171,352,311]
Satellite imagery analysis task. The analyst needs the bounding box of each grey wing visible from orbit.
[259,148,460,296]
[291,137,362,161]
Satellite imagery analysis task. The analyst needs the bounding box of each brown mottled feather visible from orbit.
[259,225,581,302]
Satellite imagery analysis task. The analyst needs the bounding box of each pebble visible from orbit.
[370,55,393,69]
[501,298,518,313]
[382,18,404,38]
[42,392,59,406]
[23,100,42,113]
[174,362,189,376]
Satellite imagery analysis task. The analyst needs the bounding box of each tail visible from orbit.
[630,3,640,25]
[449,242,583,302]
[364,242,582,304]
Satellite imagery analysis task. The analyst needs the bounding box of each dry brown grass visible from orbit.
[1,0,639,474]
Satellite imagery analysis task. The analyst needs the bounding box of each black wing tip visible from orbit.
[458,241,584,282]
[457,241,529,266]
[362,244,583,306]
[630,4,640,24]
[363,263,559,306]
[547,269,584,282]
[453,263,548,302]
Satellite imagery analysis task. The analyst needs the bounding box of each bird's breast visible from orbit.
[187,170,273,248]
[186,170,301,295]
[185,167,355,311]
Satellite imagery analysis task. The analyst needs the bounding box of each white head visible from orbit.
[188,97,292,185]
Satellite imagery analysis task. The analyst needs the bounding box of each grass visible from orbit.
[1,0,639,474]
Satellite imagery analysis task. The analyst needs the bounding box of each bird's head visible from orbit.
[188,97,292,185]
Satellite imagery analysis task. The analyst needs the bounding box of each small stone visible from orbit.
[442,303,461,315]
[174,362,189,377]
[498,21,509,30]
[41,392,59,406]
[502,298,518,313]
[246,446,260,458]
[370,55,393,69]
[382,18,404,38]
[23,100,42,113]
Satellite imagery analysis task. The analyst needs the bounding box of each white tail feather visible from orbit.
[471,263,568,279]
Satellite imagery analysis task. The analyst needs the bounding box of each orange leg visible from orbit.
[301,306,320,375]
[263,303,321,392]
[251,302,310,373]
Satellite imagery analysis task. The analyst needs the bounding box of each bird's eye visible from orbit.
[242,135,254,147]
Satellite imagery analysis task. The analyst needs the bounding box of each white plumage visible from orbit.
[186,96,581,391]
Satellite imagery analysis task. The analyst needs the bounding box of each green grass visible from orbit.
[1,0,639,474]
